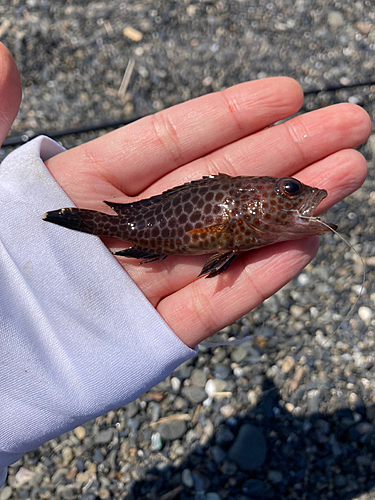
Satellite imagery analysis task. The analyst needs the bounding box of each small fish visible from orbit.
[43,174,336,278]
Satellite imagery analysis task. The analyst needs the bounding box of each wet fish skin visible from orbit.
[43,174,335,278]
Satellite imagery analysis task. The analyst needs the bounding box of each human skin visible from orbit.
[0,42,371,348]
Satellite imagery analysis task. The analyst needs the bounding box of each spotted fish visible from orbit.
[43,174,336,278]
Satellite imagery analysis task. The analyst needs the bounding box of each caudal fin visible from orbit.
[42,207,118,237]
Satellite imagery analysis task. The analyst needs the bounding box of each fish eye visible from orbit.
[277,178,303,197]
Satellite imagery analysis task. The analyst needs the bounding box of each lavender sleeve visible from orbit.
[0,136,196,485]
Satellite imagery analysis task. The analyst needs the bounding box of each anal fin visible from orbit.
[198,251,238,278]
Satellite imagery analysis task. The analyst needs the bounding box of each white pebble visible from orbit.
[0,487,12,500]
[327,11,344,29]
[297,273,310,286]
[358,306,373,325]
[171,377,181,391]
[15,467,34,486]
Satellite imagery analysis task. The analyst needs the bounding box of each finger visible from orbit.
[0,43,22,146]
[157,237,320,348]
[296,148,368,214]
[46,77,303,197]
[116,147,367,305]
[141,103,371,196]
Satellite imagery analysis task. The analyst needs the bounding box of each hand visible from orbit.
[1,43,371,348]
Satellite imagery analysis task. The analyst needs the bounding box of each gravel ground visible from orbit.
[1,1,375,499]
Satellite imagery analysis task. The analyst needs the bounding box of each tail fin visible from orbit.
[42,208,118,238]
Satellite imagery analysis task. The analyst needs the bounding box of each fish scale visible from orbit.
[43,173,336,278]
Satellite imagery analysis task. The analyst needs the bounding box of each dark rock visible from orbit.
[92,448,105,463]
[228,424,267,470]
[242,479,266,499]
[211,445,226,463]
[216,427,235,446]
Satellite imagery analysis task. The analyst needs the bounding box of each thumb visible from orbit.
[0,42,22,147]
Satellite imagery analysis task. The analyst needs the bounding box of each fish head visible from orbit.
[249,177,337,241]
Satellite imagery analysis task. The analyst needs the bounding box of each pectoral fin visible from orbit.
[186,223,227,235]
[113,247,168,264]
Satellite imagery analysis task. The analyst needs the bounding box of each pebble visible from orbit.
[358,306,373,325]
[281,356,296,373]
[151,432,162,451]
[181,468,194,488]
[92,449,104,463]
[171,377,181,392]
[206,494,222,500]
[242,479,266,499]
[228,424,267,470]
[211,445,227,463]
[191,369,207,387]
[213,364,231,380]
[126,401,139,418]
[62,447,73,467]
[267,470,284,484]
[290,305,304,318]
[94,429,114,445]
[307,390,321,414]
[205,379,227,396]
[327,11,345,29]
[74,426,86,441]
[0,487,12,500]
[182,386,207,404]
[230,347,248,363]
[220,405,236,418]
[123,26,143,42]
[14,467,34,486]
[76,472,91,483]
[216,427,235,446]
[157,421,187,440]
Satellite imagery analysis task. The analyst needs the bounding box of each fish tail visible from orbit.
[42,208,117,238]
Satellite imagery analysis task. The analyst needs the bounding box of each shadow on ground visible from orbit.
[123,378,375,500]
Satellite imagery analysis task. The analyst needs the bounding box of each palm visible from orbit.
[0,43,370,347]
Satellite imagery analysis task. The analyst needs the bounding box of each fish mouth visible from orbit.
[299,189,327,217]
[297,189,338,232]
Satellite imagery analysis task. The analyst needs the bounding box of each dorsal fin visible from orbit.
[103,174,235,214]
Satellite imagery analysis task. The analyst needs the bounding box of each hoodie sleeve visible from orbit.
[0,136,196,486]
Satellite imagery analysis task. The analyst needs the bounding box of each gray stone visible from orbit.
[182,386,207,404]
[126,401,139,418]
[230,346,248,363]
[213,364,231,380]
[158,420,187,440]
[228,424,267,470]
[127,418,140,431]
[94,428,114,445]
[191,369,207,387]
[181,468,194,488]
[92,448,105,463]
